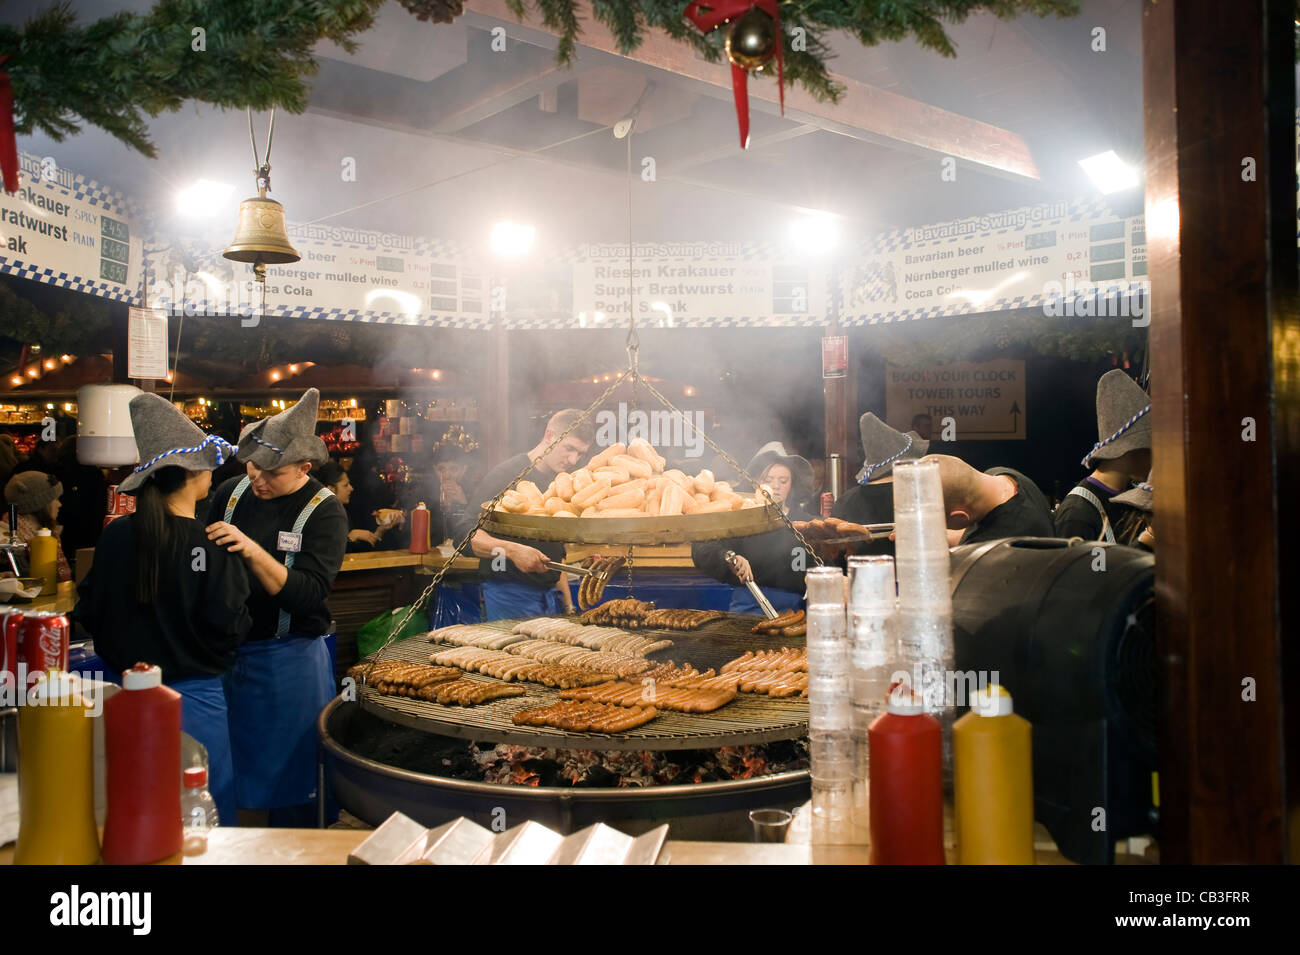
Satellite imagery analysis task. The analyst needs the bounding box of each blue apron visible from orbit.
[222,476,337,810]
[223,636,333,809]
[482,579,564,622]
[100,667,236,827]
[170,674,237,825]
[729,585,804,616]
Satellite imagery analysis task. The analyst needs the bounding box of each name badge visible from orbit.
[277,531,303,553]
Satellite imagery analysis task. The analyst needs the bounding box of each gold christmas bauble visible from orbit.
[725,7,778,72]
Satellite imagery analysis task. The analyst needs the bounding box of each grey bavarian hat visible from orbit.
[236,388,329,469]
[746,442,814,495]
[4,470,62,513]
[118,393,235,494]
[1112,471,1153,512]
[1083,370,1151,468]
[856,412,928,482]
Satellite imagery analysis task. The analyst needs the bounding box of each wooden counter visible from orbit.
[0,824,1152,864]
[4,579,76,615]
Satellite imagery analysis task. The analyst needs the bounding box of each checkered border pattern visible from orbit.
[0,258,140,304]
[841,282,1148,326]
[16,151,141,219]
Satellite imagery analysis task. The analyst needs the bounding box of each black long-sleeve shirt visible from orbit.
[692,503,815,595]
[74,514,252,679]
[207,475,348,639]
[456,452,564,589]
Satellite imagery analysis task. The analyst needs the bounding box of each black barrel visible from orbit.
[949,537,1156,865]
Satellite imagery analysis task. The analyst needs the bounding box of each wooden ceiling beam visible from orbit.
[461,0,1041,181]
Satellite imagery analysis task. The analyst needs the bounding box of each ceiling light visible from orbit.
[490,221,535,258]
[790,213,839,256]
[176,179,235,218]
[1078,151,1139,194]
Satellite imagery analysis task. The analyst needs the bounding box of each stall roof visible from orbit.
[2,0,1141,248]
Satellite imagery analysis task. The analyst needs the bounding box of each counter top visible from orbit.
[4,579,76,615]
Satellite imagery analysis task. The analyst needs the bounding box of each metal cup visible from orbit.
[749,808,794,843]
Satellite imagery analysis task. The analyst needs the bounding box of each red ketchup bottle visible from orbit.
[102,663,183,865]
[408,502,430,555]
[867,684,946,865]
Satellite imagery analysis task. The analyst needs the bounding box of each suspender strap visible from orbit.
[276,486,335,638]
[224,475,251,523]
[1065,485,1116,544]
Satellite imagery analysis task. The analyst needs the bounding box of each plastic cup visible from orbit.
[749,809,794,843]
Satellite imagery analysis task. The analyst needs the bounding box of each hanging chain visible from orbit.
[635,375,825,568]
[247,108,276,193]
[356,370,632,682]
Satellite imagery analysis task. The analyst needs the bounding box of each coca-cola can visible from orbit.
[820,492,834,517]
[18,611,69,687]
[106,485,136,516]
[1,609,20,693]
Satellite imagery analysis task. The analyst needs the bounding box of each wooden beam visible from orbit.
[1142,0,1297,863]
[462,0,1040,181]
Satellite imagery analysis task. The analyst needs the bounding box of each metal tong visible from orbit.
[723,550,780,619]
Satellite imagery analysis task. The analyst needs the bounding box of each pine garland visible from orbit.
[0,0,385,158]
[504,0,1081,103]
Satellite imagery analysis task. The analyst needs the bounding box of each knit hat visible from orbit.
[1112,471,1153,512]
[3,470,62,514]
[856,412,928,482]
[746,442,814,497]
[118,393,235,494]
[236,388,329,469]
[1083,370,1151,467]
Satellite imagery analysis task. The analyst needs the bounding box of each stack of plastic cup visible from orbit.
[890,458,956,783]
[805,566,853,843]
[847,555,897,827]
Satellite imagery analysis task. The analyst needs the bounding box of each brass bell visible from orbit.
[223,182,300,281]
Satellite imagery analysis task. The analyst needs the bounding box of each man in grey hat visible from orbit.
[929,453,1055,544]
[1111,473,1154,550]
[830,412,929,557]
[205,387,347,826]
[1053,369,1151,542]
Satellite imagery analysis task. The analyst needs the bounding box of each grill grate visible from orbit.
[357,615,810,751]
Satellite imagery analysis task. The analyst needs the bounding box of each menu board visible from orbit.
[0,151,142,303]
[505,242,830,328]
[842,199,1145,325]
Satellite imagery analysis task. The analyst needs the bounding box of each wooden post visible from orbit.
[1142,0,1298,863]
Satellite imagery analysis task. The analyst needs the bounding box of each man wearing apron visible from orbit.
[205,388,347,826]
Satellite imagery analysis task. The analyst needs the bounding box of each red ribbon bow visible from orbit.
[684,0,785,149]
[0,55,17,193]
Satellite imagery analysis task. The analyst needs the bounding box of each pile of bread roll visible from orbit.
[492,438,765,519]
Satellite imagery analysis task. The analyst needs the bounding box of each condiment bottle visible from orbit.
[408,502,430,554]
[102,663,183,865]
[953,684,1035,864]
[868,684,945,864]
[29,527,58,594]
[14,670,100,864]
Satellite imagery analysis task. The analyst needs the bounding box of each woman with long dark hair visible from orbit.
[75,395,251,823]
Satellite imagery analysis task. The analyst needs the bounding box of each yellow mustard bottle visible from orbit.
[29,528,59,595]
[953,684,1035,865]
[14,671,101,864]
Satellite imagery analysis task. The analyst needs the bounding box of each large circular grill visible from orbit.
[357,615,808,750]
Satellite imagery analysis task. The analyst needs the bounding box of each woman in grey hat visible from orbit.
[693,442,816,615]
[205,388,348,826]
[1054,369,1152,543]
[2,469,72,582]
[74,393,251,824]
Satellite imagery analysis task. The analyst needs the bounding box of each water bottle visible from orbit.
[181,766,220,851]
